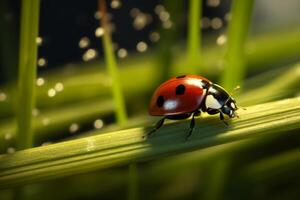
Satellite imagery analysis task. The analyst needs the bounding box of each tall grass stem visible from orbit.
[220,0,254,90]
[16,0,40,150]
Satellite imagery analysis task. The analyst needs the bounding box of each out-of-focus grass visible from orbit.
[187,0,201,70]
[1,27,300,119]
[16,0,40,150]
[0,97,299,189]
[221,0,254,90]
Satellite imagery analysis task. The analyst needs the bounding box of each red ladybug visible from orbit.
[148,75,238,139]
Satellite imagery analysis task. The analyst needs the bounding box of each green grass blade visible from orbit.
[220,0,254,90]
[0,97,299,189]
[99,0,127,126]
[187,0,202,70]
[16,0,40,149]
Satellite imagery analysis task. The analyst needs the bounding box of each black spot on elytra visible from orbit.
[156,96,164,107]
[176,84,185,95]
[176,75,186,79]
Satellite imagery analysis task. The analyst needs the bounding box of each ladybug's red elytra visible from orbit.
[148,75,239,139]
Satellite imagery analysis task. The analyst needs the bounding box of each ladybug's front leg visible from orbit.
[145,116,166,138]
[219,112,229,126]
[186,110,201,140]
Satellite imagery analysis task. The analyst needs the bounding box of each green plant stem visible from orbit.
[128,164,138,200]
[99,0,127,126]
[187,0,201,69]
[220,0,254,90]
[0,97,299,189]
[16,0,40,150]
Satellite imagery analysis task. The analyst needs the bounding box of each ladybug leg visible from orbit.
[219,112,229,126]
[186,110,200,140]
[145,117,166,138]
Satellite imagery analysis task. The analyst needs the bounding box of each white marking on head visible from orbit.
[164,100,178,110]
[205,95,222,109]
[231,102,236,109]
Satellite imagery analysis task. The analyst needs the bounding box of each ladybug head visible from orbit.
[205,84,238,118]
[221,98,238,118]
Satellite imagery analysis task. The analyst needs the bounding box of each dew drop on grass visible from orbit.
[211,17,223,30]
[117,48,128,58]
[78,37,90,48]
[55,82,64,92]
[38,58,47,67]
[32,108,40,116]
[36,36,43,46]
[7,147,15,154]
[82,49,98,61]
[69,123,79,133]
[207,0,220,7]
[0,92,7,102]
[95,27,104,37]
[36,77,45,86]
[201,17,211,29]
[154,5,165,15]
[216,34,227,46]
[94,119,104,129]
[94,11,102,20]
[149,32,160,42]
[42,118,50,126]
[111,0,121,9]
[136,41,148,52]
[48,88,56,97]
[4,132,12,140]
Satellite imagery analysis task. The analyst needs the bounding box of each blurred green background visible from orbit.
[0,0,300,199]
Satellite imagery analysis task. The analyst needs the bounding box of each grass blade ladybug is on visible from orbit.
[147,75,239,139]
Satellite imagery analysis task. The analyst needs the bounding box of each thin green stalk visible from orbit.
[187,0,202,69]
[99,0,127,126]
[220,0,254,90]
[0,97,300,189]
[17,0,40,150]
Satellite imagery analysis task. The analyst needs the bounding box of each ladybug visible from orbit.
[148,75,239,139]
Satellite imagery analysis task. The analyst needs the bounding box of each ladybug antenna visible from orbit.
[230,85,241,96]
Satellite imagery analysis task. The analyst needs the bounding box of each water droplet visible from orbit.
[94,11,102,20]
[201,17,211,29]
[94,119,104,129]
[42,118,50,126]
[211,17,223,30]
[55,82,64,92]
[36,36,43,46]
[117,48,128,58]
[207,0,220,7]
[38,58,47,67]
[48,88,56,97]
[32,108,40,116]
[216,34,227,46]
[82,49,98,61]
[111,0,121,9]
[0,93,7,102]
[69,123,79,133]
[159,11,170,22]
[130,8,140,17]
[136,41,148,52]
[7,147,15,154]
[149,32,160,42]
[36,77,45,86]
[4,132,12,140]
[162,20,173,29]
[133,13,148,30]
[95,27,105,37]
[78,37,90,49]
[155,5,165,15]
